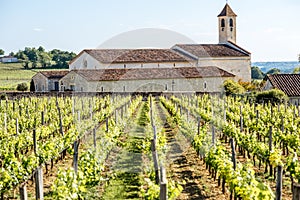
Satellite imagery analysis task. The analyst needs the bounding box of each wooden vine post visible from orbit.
[197,117,201,135]
[4,113,7,134]
[93,128,97,149]
[151,125,159,184]
[293,184,300,200]
[56,101,63,136]
[73,140,80,174]
[33,129,44,200]
[276,165,283,200]
[104,117,108,132]
[223,101,226,122]
[150,95,154,127]
[19,183,28,200]
[77,110,81,122]
[16,118,19,135]
[269,126,273,177]
[240,105,243,132]
[151,139,159,184]
[230,138,237,170]
[212,124,215,146]
[160,166,167,200]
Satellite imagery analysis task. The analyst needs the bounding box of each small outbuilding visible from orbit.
[263,74,300,105]
[31,71,69,92]
[0,56,18,63]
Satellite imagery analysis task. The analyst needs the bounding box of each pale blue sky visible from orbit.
[1,0,300,61]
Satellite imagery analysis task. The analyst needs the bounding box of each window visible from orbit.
[173,63,176,67]
[124,64,126,68]
[165,84,168,91]
[123,86,126,92]
[229,19,234,31]
[229,19,234,27]
[204,82,207,89]
[141,63,143,68]
[221,19,225,31]
[158,63,160,67]
[83,59,87,68]
[101,87,104,92]
[171,80,175,91]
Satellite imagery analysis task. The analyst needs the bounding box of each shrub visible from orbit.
[223,79,245,96]
[0,93,7,100]
[256,89,288,103]
[16,83,28,91]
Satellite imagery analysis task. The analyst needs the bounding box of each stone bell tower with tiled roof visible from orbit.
[218,3,237,44]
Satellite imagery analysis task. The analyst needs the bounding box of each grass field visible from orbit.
[0,63,65,91]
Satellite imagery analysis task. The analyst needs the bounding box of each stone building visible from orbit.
[60,67,234,93]
[31,71,68,92]
[32,3,251,93]
[263,74,300,105]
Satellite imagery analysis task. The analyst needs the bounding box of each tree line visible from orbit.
[1,46,76,69]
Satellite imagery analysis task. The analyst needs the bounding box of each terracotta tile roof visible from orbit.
[173,44,249,57]
[40,71,69,79]
[81,49,194,64]
[218,4,237,17]
[73,67,234,81]
[267,74,300,96]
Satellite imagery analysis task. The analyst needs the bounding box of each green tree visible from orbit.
[15,51,30,69]
[223,79,245,96]
[266,68,281,75]
[251,66,265,79]
[50,49,76,68]
[37,46,45,52]
[256,89,288,103]
[0,49,4,55]
[39,51,52,68]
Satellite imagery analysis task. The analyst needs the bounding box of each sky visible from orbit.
[0,0,300,62]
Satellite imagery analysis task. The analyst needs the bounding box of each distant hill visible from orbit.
[252,61,300,73]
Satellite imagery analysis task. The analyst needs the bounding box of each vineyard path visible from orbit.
[156,100,228,200]
[101,102,145,199]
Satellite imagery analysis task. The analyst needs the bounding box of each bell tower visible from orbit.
[218,3,237,44]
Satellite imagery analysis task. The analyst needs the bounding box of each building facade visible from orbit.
[32,71,69,92]
[32,3,251,94]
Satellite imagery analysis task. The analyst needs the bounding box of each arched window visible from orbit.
[229,19,234,27]
[229,19,234,31]
[221,19,225,31]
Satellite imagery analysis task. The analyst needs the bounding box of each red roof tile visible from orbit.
[174,44,249,57]
[267,74,300,96]
[81,49,194,64]
[73,67,234,81]
[40,71,69,79]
